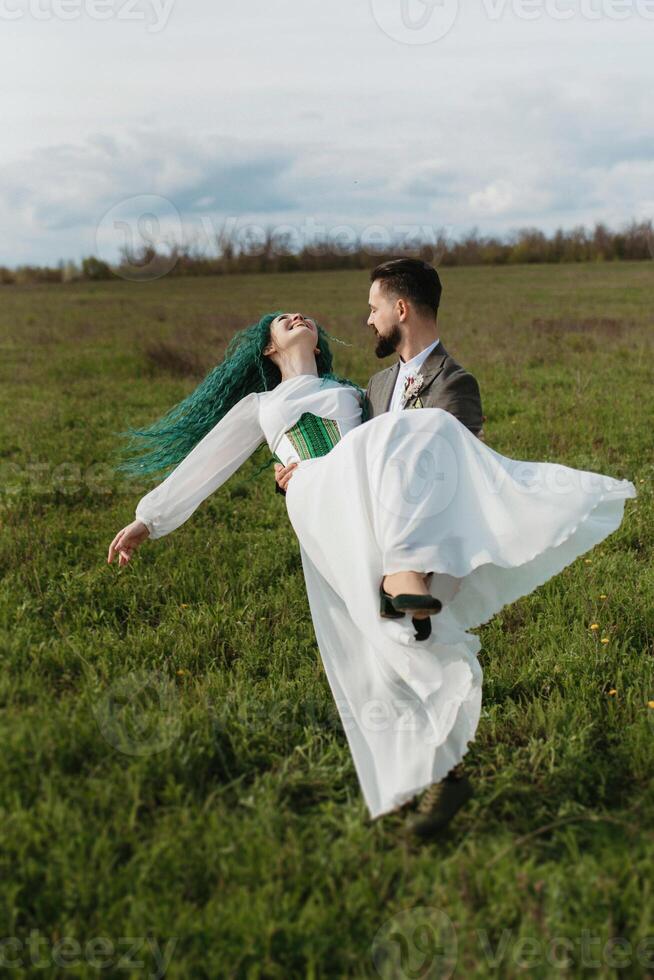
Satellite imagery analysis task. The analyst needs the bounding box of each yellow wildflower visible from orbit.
[608,689,617,696]
[599,594,608,600]
[584,559,592,564]
[601,637,610,644]
[589,624,600,631]
[648,701,654,709]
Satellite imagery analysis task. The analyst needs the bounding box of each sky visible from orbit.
[1,0,653,266]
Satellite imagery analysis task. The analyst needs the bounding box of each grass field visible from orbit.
[1,262,653,978]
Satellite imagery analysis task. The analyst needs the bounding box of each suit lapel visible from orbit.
[401,340,449,409]
[379,362,400,413]
[371,340,449,414]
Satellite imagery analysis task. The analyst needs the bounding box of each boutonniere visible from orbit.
[400,372,425,408]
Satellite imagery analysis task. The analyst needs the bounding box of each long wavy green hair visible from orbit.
[112,311,369,480]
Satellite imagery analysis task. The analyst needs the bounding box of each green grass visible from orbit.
[0,262,653,978]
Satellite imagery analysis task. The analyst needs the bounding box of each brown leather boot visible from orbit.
[405,767,474,840]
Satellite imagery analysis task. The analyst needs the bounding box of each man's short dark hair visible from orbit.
[370,258,442,316]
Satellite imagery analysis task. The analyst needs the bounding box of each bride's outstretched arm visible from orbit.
[133,392,264,540]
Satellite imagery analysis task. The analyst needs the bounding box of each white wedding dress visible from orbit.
[134,375,637,819]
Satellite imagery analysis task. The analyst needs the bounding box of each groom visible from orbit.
[362,257,484,431]
[274,257,485,838]
[275,257,485,492]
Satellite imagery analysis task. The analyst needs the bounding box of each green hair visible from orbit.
[112,311,370,480]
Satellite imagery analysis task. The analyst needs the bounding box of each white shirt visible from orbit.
[389,338,440,412]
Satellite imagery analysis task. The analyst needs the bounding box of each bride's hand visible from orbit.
[274,462,298,492]
[107,519,150,566]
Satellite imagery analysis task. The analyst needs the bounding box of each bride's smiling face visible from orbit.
[264,312,319,360]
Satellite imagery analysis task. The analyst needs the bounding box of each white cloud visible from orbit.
[0,0,652,264]
[468,181,515,215]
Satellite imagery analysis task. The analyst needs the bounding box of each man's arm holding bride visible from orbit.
[274,373,485,494]
[432,368,486,442]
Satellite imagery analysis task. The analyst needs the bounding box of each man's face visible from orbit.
[367,280,402,359]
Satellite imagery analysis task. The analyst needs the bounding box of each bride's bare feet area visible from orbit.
[382,571,434,619]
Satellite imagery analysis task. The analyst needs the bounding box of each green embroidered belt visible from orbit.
[273,412,342,464]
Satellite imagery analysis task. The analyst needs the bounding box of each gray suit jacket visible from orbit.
[364,339,484,437]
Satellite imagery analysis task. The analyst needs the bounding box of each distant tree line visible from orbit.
[2,220,652,285]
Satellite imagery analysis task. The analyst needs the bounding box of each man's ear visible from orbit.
[397,299,409,322]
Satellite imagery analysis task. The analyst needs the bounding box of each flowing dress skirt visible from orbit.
[284,408,637,819]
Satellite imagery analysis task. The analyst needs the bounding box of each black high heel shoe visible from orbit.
[411,616,434,642]
[379,584,442,641]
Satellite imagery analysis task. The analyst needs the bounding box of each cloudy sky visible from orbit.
[1,0,652,265]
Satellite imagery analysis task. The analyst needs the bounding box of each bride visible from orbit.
[107,310,637,830]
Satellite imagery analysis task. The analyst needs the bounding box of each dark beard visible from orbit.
[374,323,402,359]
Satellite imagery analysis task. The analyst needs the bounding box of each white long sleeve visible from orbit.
[134,392,264,540]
